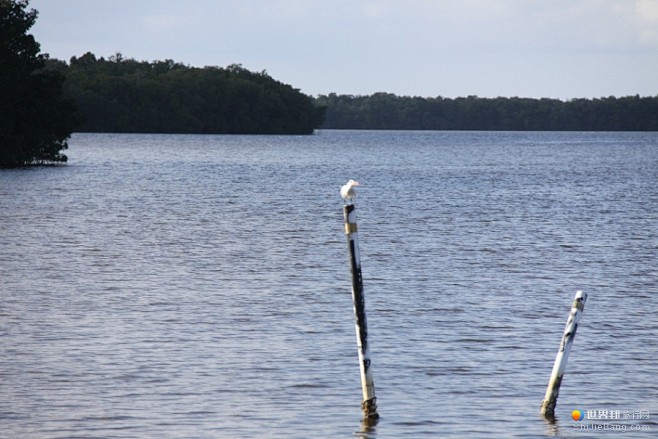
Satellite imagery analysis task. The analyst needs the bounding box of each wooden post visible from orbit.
[540,290,588,419]
[343,203,378,420]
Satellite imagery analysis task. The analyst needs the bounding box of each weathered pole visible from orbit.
[343,202,378,420]
[540,290,588,419]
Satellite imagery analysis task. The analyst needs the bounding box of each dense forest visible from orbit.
[315,93,658,131]
[45,53,326,135]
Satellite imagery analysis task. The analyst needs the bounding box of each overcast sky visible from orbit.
[29,0,658,99]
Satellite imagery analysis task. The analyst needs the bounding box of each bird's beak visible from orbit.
[354,181,360,186]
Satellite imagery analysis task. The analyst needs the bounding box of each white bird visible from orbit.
[340,179,360,203]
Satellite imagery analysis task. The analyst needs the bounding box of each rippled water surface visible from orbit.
[1,131,657,438]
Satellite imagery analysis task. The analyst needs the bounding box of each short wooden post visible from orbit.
[540,290,588,419]
[343,203,378,420]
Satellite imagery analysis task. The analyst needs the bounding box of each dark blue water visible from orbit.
[1,131,657,438]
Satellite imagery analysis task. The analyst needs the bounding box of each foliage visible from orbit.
[0,0,76,167]
[55,53,326,135]
[315,93,658,131]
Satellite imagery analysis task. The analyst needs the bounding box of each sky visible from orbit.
[28,0,658,100]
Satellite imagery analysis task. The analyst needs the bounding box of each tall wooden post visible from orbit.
[541,290,588,419]
[343,203,378,420]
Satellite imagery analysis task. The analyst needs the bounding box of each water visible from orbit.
[1,130,657,438]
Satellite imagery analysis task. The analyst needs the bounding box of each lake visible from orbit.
[1,130,657,438]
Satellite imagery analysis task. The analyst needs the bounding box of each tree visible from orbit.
[0,0,76,167]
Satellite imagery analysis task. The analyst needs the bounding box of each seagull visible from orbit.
[340,179,360,203]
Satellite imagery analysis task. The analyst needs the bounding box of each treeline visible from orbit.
[315,93,658,131]
[46,52,326,135]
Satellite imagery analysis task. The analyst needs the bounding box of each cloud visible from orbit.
[636,0,658,21]
[635,0,658,42]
